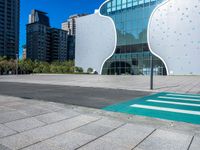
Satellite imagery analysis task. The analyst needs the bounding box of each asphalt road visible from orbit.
[0,82,151,109]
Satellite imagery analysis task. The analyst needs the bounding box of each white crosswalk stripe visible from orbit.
[158,96,200,102]
[147,99,200,107]
[131,104,200,115]
[166,93,200,99]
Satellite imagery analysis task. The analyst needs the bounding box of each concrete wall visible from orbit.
[75,13,116,74]
[148,0,200,75]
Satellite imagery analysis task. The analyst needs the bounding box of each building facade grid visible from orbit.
[100,0,166,75]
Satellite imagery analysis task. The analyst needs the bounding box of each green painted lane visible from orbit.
[102,92,200,125]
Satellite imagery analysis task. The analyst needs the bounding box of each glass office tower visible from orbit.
[0,0,20,58]
[100,0,166,75]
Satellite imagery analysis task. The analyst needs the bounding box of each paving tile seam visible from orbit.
[34,112,80,124]
[131,129,157,150]
[0,114,81,139]
[0,105,69,125]
[187,83,200,94]
[2,113,80,135]
[2,123,21,134]
[18,117,102,150]
[75,123,127,150]
[0,110,52,125]
[187,136,195,150]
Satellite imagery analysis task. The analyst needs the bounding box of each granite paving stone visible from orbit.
[21,142,64,150]
[74,118,123,137]
[134,130,193,150]
[13,106,51,117]
[0,106,15,113]
[189,136,200,150]
[35,109,79,124]
[44,131,96,150]
[0,111,29,124]
[0,144,11,150]
[90,117,124,128]
[99,123,155,149]
[37,102,65,112]
[0,115,99,149]
[4,117,45,132]
[0,124,17,138]
[56,109,80,117]
[78,139,128,150]
[74,123,114,137]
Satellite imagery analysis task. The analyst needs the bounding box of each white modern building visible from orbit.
[76,0,200,75]
[62,14,87,35]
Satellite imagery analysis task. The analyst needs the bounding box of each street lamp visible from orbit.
[16,54,19,75]
[150,54,154,90]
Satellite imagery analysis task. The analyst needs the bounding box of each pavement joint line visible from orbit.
[187,136,194,150]
[2,112,81,135]
[131,129,157,150]
[2,123,21,134]
[0,103,72,125]
[33,111,80,125]
[186,82,200,94]
[0,110,54,125]
[0,114,81,139]
[75,123,127,150]
[18,117,102,150]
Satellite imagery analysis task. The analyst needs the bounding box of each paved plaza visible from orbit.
[0,95,199,150]
[0,75,200,150]
[0,74,200,94]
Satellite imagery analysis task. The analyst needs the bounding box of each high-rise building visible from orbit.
[50,28,68,62]
[29,10,50,26]
[27,10,69,62]
[67,35,75,60]
[26,22,51,62]
[62,14,87,35]
[0,0,20,58]
[27,10,51,62]
[22,45,27,60]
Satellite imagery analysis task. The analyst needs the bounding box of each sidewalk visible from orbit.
[0,74,200,94]
[0,95,199,150]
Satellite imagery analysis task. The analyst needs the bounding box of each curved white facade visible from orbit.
[75,13,116,74]
[76,0,200,75]
[148,0,200,75]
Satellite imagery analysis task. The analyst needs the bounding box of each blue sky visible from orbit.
[20,0,104,58]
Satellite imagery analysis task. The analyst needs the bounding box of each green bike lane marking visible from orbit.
[102,92,200,125]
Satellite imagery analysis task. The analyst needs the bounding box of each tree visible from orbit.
[19,59,34,74]
[87,68,93,74]
[75,67,83,73]
[50,65,58,73]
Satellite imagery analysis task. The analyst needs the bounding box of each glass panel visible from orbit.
[101,0,166,75]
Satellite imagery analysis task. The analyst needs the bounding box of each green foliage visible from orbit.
[0,57,84,75]
[0,56,16,74]
[75,67,83,73]
[87,68,93,74]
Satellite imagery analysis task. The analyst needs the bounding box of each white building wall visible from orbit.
[75,13,116,74]
[148,0,200,75]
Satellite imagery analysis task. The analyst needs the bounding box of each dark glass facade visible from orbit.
[0,0,20,58]
[50,28,68,62]
[100,0,166,75]
[27,10,71,62]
